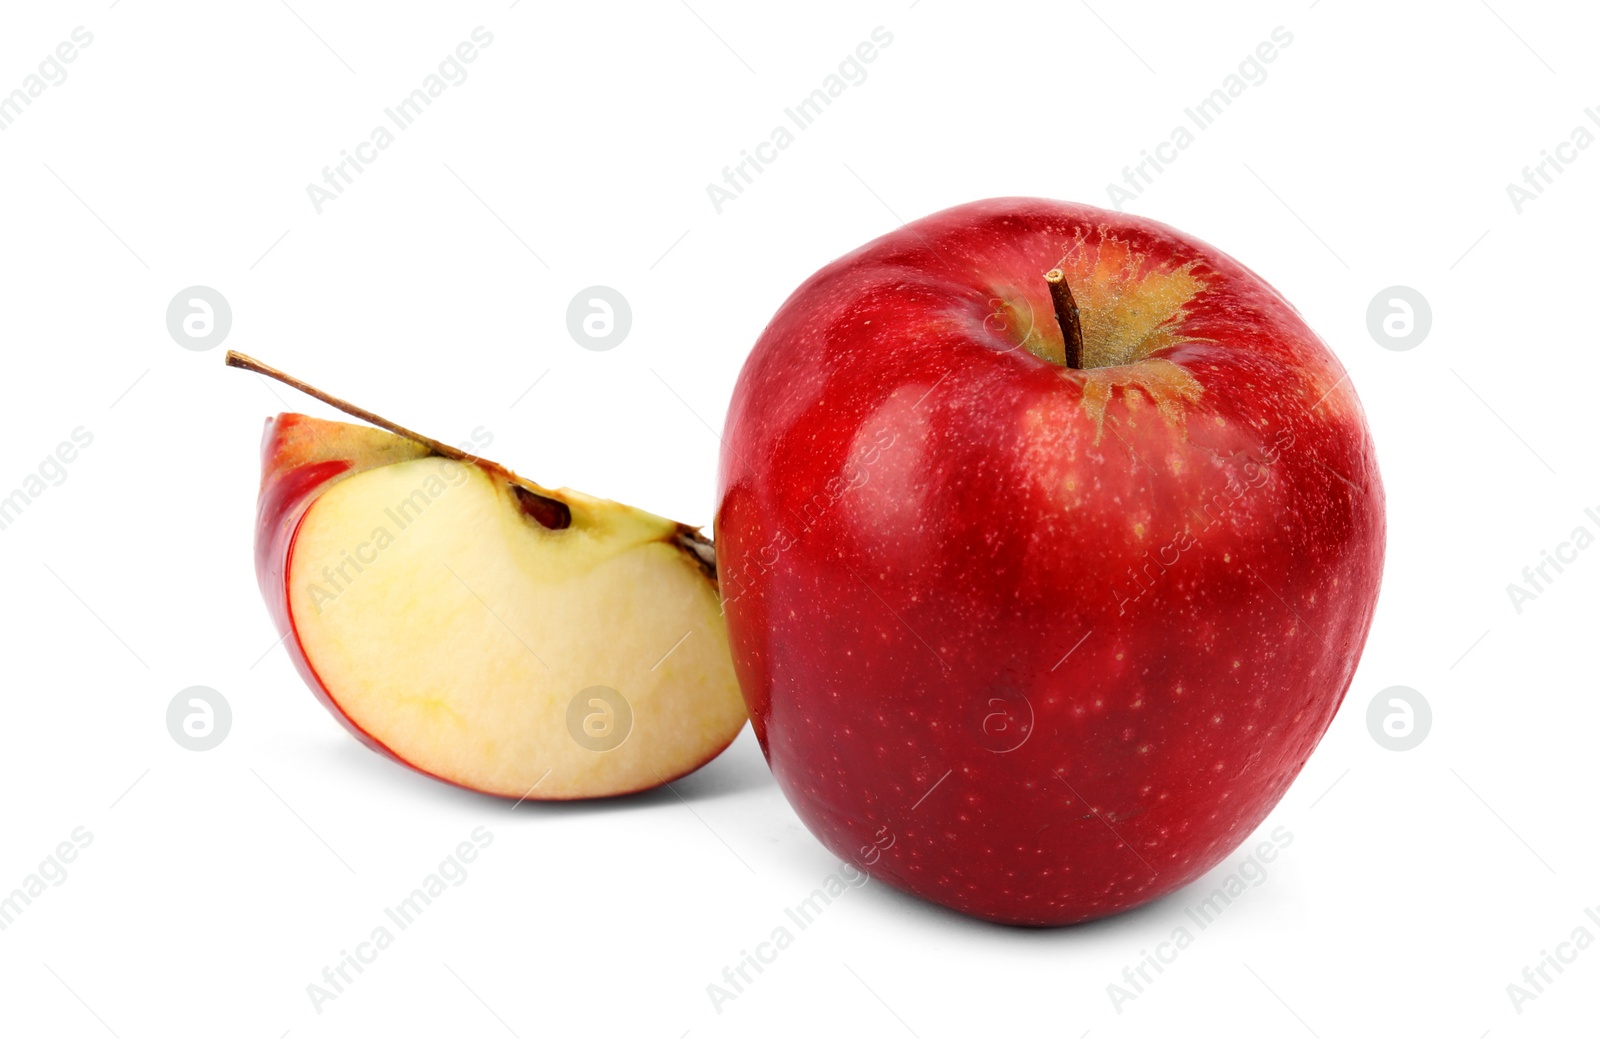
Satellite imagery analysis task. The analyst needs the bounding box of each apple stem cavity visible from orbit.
[1044,268,1084,370]
[224,351,481,465]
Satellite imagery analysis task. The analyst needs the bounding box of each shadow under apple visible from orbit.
[322,722,775,813]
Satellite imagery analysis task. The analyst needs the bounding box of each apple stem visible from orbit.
[1044,268,1084,370]
[225,350,724,581]
[223,351,479,464]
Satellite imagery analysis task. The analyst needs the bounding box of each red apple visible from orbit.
[234,354,746,800]
[715,197,1384,925]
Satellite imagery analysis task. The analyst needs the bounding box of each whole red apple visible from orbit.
[715,197,1384,925]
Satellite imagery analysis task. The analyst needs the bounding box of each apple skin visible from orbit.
[715,198,1384,925]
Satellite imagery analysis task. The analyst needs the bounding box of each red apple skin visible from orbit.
[715,198,1384,926]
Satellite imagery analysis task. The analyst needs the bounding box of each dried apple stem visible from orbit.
[224,350,477,463]
[226,351,720,578]
[1044,268,1084,370]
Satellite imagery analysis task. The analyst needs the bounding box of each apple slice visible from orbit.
[231,352,746,800]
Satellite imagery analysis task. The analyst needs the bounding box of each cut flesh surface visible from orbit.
[286,455,746,799]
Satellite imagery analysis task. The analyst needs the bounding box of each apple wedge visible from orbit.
[231,352,746,800]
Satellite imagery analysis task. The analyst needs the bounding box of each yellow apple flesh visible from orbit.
[282,448,745,798]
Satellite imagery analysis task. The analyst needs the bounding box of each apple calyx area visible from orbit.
[1033,262,1207,440]
[227,351,745,800]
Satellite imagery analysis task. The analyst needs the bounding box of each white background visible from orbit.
[0,1,1595,1036]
